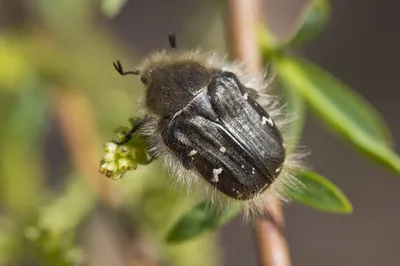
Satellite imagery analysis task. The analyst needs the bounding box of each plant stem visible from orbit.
[226,1,291,266]
[52,88,120,206]
[253,199,290,266]
[227,0,262,73]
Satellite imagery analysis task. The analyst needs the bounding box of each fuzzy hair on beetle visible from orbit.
[111,35,304,217]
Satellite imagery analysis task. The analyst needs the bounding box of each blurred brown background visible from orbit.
[1,0,399,265]
[220,1,400,266]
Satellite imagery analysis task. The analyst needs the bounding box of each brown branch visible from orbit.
[52,88,120,206]
[253,199,290,266]
[226,1,291,266]
[227,0,262,73]
[53,88,160,265]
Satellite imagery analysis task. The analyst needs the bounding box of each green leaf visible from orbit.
[257,25,280,56]
[101,0,128,18]
[166,201,240,243]
[258,0,330,54]
[0,219,18,265]
[282,84,306,151]
[285,0,331,47]
[24,175,95,266]
[38,175,96,235]
[0,37,33,90]
[0,80,49,214]
[274,56,400,173]
[289,171,352,213]
[6,81,49,150]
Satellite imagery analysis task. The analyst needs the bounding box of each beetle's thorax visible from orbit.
[144,61,212,117]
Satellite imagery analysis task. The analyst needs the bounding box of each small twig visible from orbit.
[52,88,120,206]
[254,199,290,266]
[227,0,262,73]
[226,1,291,266]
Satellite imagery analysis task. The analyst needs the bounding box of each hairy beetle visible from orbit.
[113,35,300,210]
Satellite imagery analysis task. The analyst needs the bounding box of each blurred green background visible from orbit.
[0,0,399,266]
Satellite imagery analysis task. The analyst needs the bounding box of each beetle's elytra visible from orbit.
[114,35,287,201]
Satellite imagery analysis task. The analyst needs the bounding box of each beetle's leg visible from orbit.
[141,156,155,165]
[116,117,158,164]
[116,117,148,145]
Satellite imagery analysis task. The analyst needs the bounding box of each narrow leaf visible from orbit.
[282,84,306,151]
[6,80,49,150]
[258,0,330,54]
[38,175,96,235]
[0,80,48,213]
[166,201,240,243]
[285,0,331,47]
[24,175,92,266]
[289,171,352,213]
[0,220,17,265]
[274,57,400,173]
[257,24,280,56]
[101,0,128,18]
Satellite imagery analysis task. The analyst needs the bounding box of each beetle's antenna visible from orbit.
[113,60,140,76]
[168,34,177,50]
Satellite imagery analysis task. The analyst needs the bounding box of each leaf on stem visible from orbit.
[275,56,400,173]
[166,201,240,243]
[284,0,331,47]
[281,84,306,152]
[258,0,331,54]
[289,170,352,213]
[101,0,128,18]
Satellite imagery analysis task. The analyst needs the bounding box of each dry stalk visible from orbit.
[226,1,291,265]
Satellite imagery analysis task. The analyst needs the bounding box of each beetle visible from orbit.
[113,35,295,204]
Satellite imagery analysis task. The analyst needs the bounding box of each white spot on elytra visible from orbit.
[212,168,223,183]
[219,146,226,153]
[241,165,245,168]
[252,167,255,174]
[276,166,282,173]
[242,124,250,130]
[243,93,248,100]
[261,116,274,126]
[188,150,197,156]
[261,117,267,125]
